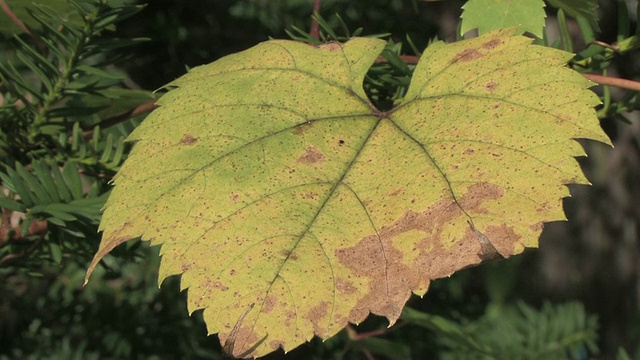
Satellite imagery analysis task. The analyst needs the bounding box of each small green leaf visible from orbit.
[0,197,26,212]
[6,164,36,207]
[48,241,63,263]
[31,160,62,203]
[460,0,546,37]
[546,0,600,32]
[61,162,83,200]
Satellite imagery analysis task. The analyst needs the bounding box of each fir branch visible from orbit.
[30,4,107,138]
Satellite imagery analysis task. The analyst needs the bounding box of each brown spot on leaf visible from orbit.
[485,81,498,92]
[336,278,357,295]
[316,42,343,51]
[492,103,502,109]
[304,192,318,200]
[530,222,544,232]
[263,295,277,313]
[214,281,229,291]
[230,193,240,202]
[269,340,285,351]
[280,249,299,261]
[463,149,474,155]
[306,301,330,336]
[181,263,191,272]
[293,123,312,135]
[484,224,520,256]
[181,134,197,145]
[284,310,296,327]
[297,146,325,164]
[455,48,483,62]
[483,38,503,50]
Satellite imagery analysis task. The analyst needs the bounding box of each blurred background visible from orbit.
[0,0,639,359]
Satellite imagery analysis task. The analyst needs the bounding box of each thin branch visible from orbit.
[310,0,321,41]
[81,99,157,139]
[583,74,640,92]
[0,218,47,265]
[352,328,388,341]
[0,236,44,265]
[0,218,48,244]
[0,0,31,35]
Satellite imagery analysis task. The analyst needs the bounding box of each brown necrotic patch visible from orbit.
[316,42,343,51]
[181,134,198,145]
[304,192,318,200]
[336,278,357,295]
[483,38,503,50]
[483,224,520,256]
[293,123,312,135]
[297,146,325,164]
[454,48,483,62]
[280,249,299,261]
[485,81,498,92]
[263,295,277,313]
[334,183,513,323]
[306,301,330,336]
[213,281,229,291]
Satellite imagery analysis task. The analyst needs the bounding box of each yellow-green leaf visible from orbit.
[86,29,610,358]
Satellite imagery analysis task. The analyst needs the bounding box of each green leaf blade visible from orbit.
[460,0,547,37]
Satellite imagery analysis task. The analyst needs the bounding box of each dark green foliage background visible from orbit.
[1,0,639,359]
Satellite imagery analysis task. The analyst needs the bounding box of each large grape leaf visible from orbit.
[85,29,610,358]
[460,0,546,37]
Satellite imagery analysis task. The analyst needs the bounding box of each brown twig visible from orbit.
[351,328,389,341]
[0,218,48,265]
[80,99,157,139]
[0,236,44,265]
[583,74,640,92]
[0,0,31,35]
[0,218,48,244]
[310,0,321,41]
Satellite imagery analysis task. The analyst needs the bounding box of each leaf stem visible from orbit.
[310,0,321,41]
[80,99,157,139]
[582,73,640,92]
